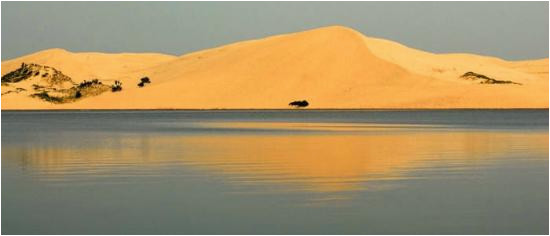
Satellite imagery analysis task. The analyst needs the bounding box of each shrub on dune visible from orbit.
[112,80,123,92]
[289,100,309,108]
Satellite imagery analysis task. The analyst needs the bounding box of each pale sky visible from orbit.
[2,1,548,60]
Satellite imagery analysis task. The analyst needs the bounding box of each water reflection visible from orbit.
[3,122,548,194]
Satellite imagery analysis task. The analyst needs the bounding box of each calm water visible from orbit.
[2,110,548,234]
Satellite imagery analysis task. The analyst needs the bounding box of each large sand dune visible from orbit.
[2,26,548,109]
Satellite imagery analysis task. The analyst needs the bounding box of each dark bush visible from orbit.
[289,100,309,108]
[112,80,123,92]
[138,77,151,88]
[140,77,151,83]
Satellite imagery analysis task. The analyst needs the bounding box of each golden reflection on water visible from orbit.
[3,122,548,193]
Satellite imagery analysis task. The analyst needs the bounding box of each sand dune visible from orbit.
[1,26,548,109]
[1,48,176,83]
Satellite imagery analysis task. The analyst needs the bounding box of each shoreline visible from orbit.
[2,108,548,112]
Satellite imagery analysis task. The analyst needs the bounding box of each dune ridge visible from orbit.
[2,26,548,109]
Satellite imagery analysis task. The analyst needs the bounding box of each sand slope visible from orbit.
[2,26,548,109]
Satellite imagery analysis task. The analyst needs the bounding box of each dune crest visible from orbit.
[2,26,548,109]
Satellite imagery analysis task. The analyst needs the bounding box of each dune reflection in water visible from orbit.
[3,121,548,196]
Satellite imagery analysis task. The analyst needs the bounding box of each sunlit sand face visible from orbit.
[1,26,548,110]
[4,122,548,195]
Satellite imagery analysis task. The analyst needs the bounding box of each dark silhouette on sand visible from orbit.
[289,100,309,108]
[138,77,151,87]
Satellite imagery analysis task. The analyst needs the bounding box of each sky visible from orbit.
[2,1,548,61]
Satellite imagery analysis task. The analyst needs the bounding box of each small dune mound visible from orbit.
[74,79,111,97]
[2,63,114,103]
[31,78,111,104]
[460,72,521,85]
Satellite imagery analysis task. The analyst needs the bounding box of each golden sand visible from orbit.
[2,26,548,109]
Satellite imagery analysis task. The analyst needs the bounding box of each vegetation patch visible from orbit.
[289,100,309,108]
[78,79,102,88]
[1,63,73,86]
[2,63,143,104]
[112,80,123,92]
[1,63,35,83]
[1,87,26,96]
[460,72,521,85]
[31,91,66,103]
[31,81,110,103]
[137,76,151,87]
[73,80,111,98]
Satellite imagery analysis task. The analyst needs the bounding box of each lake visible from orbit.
[2,110,548,234]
